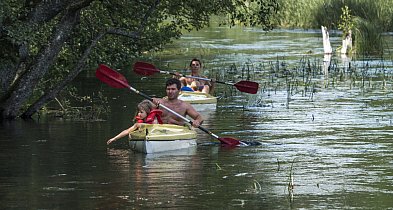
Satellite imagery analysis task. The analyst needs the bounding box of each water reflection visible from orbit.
[105,147,206,208]
[323,54,332,75]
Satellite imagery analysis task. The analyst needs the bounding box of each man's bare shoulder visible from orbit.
[173,99,191,110]
[158,97,169,104]
[178,99,189,108]
[184,101,198,111]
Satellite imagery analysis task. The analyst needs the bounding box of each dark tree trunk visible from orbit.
[21,26,142,118]
[0,8,82,119]
[21,32,107,118]
[0,0,73,94]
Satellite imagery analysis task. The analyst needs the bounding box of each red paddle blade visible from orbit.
[234,80,259,94]
[218,137,241,146]
[133,61,159,76]
[96,64,129,88]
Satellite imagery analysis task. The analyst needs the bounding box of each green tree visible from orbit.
[337,5,353,37]
[0,0,278,120]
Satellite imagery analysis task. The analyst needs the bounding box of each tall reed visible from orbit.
[353,17,384,56]
[274,0,390,55]
[274,0,393,32]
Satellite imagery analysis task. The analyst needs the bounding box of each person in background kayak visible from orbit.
[179,58,215,94]
[106,100,162,145]
[153,78,204,127]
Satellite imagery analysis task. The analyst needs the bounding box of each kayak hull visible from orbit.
[128,124,197,154]
[178,91,217,110]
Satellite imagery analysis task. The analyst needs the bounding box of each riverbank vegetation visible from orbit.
[273,0,392,56]
[41,89,110,121]
[274,0,393,32]
[0,0,278,120]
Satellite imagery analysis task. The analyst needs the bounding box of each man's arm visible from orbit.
[186,103,203,127]
[179,77,187,87]
[152,97,163,106]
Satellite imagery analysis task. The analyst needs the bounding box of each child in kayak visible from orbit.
[107,100,162,145]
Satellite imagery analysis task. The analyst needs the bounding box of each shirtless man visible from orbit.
[179,58,215,94]
[153,78,203,127]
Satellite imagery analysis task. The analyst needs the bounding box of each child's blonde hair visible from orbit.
[135,100,156,118]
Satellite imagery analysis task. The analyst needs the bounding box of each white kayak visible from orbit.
[128,123,197,154]
[178,91,217,110]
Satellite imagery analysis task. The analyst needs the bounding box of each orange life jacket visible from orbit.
[134,109,163,124]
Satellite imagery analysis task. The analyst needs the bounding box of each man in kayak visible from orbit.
[179,58,215,94]
[153,78,204,128]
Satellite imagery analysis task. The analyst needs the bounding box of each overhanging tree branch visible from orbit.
[20,0,162,118]
[0,6,84,119]
[21,30,107,118]
[107,28,139,39]
[1,0,280,120]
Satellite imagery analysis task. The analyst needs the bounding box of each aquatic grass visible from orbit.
[43,89,110,121]
[252,180,262,192]
[210,55,393,109]
[287,159,295,203]
[215,163,222,170]
[151,46,393,108]
[353,17,384,56]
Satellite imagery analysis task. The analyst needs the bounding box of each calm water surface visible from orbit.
[1,26,393,209]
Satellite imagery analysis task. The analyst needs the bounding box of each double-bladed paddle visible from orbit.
[96,64,242,146]
[133,61,259,94]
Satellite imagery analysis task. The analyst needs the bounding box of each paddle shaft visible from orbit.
[126,86,220,139]
[133,62,259,94]
[154,69,237,85]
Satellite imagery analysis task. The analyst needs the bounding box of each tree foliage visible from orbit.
[0,0,278,120]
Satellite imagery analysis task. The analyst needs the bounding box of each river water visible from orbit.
[1,26,393,209]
